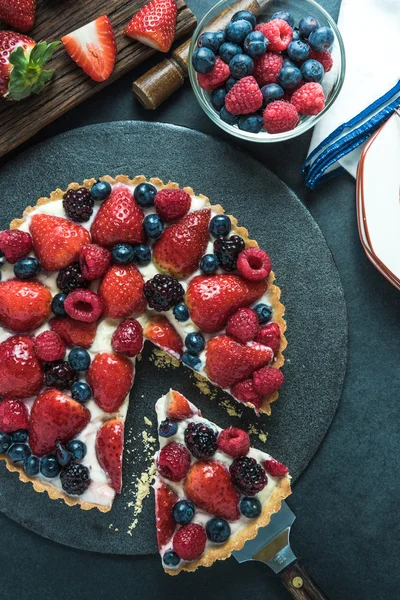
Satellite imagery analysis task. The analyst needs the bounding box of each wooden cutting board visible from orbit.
[0,0,196,158]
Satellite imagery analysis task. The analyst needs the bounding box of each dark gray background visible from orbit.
[0,0,399,598]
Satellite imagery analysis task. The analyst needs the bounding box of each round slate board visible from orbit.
[0,121,347,556]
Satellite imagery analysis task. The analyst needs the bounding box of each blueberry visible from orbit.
[132,244,152,266]
[225,76,238,92]
[112,243,135,264]
[292,28,301,41]
[7,443,31,462]
[220,106,238,126]
[229,53,254,79]
[298,16,320,39]
[172,500,195,525]
[254,303,272,324]
[66,439,87,461]
[158,418,178,438]
[163,550,180,567]
[240,497,261,518]
[261,83,284,106]
[51,292,67,316]
[144,214,164,239]
[40,455,61,478]
[211,87,227,111]
[206,517,231,543]
[0,431,11,453]
[134,182,157,207]
[308,26,334,52]
[231,10,256,28]
[287,40,310,62]
[282,56,297,69]
[71,381,92,403]
[56,442,72,467]
[11,429,28,443]
[271,11,294,27]
[23,455,40,476]
[238,114,263,133]
[197,30,225,53]
[13,257,41,280]
[225,19,252,45]
[277,65,302,90]
[173,302,189,322]
[182,352,202,371]
[200,254,219,275]
[243,31,268,58]
[192,47,216,74]
[219,42,242,65]
[68,347,91,371]
[185,332,205,354]
[301,59,324,83]
[91,180,112,201]
[209,214,231,237]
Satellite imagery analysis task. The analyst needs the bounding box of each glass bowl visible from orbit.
[188,0,346,142]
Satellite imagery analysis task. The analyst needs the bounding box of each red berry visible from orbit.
[0,279,52,333]
[253,366,284,395]
[197,57,230,91]
[226,307,259,343]
[0,336,43,399]
[253,52,283,86]
[308,49,333,72]
[264,458,289,477]
[217,427,250,458]
[111,318,143,357]
[96,418,124,493]
[225,76,263,115]
[87,352,134,413]
[64,289,103,322]
[230,378,262,411]
[154,189,191,223]
[263,100,299,134]
[254,322,281,354]
[237,247,272,281]
[79,244,111,281]
[34,330,66,362]
[0,398,29,433]
[157,442,191,482]
[155,482,178,549]
[291,82,325,115]
[173,523,207,561]
[255,19,292,52]
[0,230,33,264]
[50,316,97,349]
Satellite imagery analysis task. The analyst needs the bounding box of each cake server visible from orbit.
[233,501,329,600]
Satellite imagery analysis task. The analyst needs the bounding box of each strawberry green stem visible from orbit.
[7,41,60,101]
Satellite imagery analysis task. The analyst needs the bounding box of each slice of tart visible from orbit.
[154,390,291,574]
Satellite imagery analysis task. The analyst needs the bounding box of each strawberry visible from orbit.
[99,264,146,319]
[0,229,32,263]
[252,366,284,395]
[155,482,178,548]
[90,185,146,247]
[186,274,267,333]
[166,390,193,420]
[0,31,58,100]
[0,279,52,332]
[29,389,90,457]
[95,418,124,493]
[184,460,240,521]
[0,0,35,32]
[197,57,230,91]
[153,209,211,278]
[254,322,281,354]
[29,214,91,271]
[87,352,134,413]
[154,189,191,223]
[144,316,183,359]
[124,0,177,53]
[0,336,43,398]
[50,316,97,349]
[0,398,29,433]
[61,15,117,82]
[205,335,273,389]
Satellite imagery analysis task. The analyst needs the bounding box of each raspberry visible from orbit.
[111,318,143,357]
[253,366,284,395]
[291,82,325,115]
[237,247,272,281]
[34,330,66,362]
[64,289,103,323]
[44,360,78,390]
[60,462,91,495]
[157,442,191,481]
[253,52,283,86]
[217,427,250,458]
[264,458,289,477]
[230,456,267,495]
[226,308,259,343]
[214,235,245,271]
[79,244,111,281]
[197,57,230,91]
[0,398,29,433]
[225,76,263,115]
[254,323,281,354]
[256,19,292,52]
[144,274,184,312]
[231,379,262,410]
[56,263,87,294]
[0,230,33,264]
[184,422,218,459]
[154,189,191,223]
[173,523,207,561]
[263,100,299,133]
[63,188,94,223]
[308,49,333,72]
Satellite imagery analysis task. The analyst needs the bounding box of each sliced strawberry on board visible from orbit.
[144,316,183,359]
[96,418,124,493]
[61,15,117,83]
[99,264,146,319]
[87,352,134,413]
[124,0,177,53]
[0,279,51,332]
[50,316,97,349]
[166,390,193,420]
[155,481,178,548]
[29,389,90,457]
[0,336,43,399]
[0,398,29,433]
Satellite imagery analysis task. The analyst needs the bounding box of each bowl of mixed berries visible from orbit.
[188,0,345,141]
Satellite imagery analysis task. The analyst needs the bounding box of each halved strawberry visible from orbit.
[0,336,43,398]
[29,213,91,271]
[87,352,134,413]
[155,481,178,548]
[124,0,177,53]
[96,418,124,493]
[143,316,183,359]
[61,15,117,82]
[29,389,90,456]
[99,264,146,319]
[0,398,29,433]
[0,0,35,32]
[0,279,51,332]
[166,390,193,420]
[153,209,211,278]
[50,316,97,349]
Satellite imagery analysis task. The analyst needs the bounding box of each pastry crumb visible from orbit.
[220,398,243,418]
[193,372,218,400]
[127,463,156,537]
[150,348,179,369]
[144,416,152,427]
[248,423,268,443]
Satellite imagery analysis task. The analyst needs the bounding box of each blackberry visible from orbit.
[63,187,94,223]
[229,456,267,496]
[214,235,245,271]
[144,274,184,312]
[56,263,87,293]
[44,361,78,390]
[184,422,218,459]
[60,462,91,495]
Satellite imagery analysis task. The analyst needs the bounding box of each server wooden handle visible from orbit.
[279,560,330,600]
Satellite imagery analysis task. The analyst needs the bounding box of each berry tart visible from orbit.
[155,390,291,574]
[0,175,286,512]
